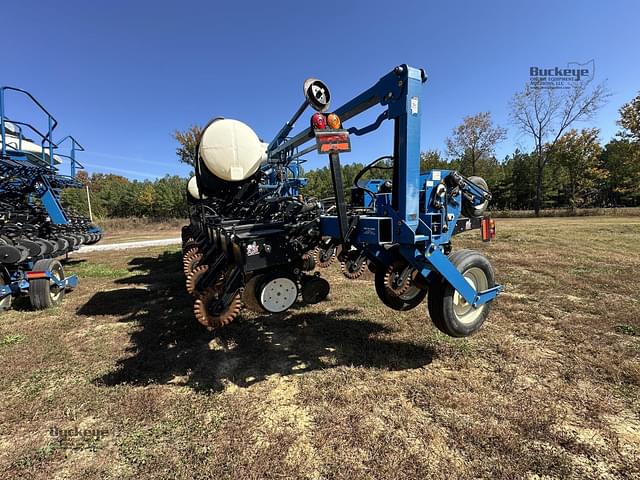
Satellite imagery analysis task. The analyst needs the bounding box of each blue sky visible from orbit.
[3,0,639,179]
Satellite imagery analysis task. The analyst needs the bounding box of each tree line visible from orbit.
[62,87,639,219]
[302,130,639,210]
[302,86,639,211]
[61,172,189,219]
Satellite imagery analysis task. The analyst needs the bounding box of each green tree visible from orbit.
[510,80,609,215]
[600,139,640,206]
[173,124,203,166]
[446,112,506,176]
[420,150,452,171]
[549,128,604,208]
[618,92,640,142]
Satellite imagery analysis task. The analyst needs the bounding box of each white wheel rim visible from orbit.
[259,277,298,313]
[0,279,11,309]
[452,267,488,325]
[49,264,64,302]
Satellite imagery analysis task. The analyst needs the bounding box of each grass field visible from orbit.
[94,218,182,245]
[1,217,639,479]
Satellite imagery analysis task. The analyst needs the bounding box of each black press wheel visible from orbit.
[29,259,66,310]
[301,276,330,304]
[428,250,495,337]
[374,267,427,311]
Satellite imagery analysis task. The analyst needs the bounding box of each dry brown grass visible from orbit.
[94,218,183,244]
[0,217,638,479]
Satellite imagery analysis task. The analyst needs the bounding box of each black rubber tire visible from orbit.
[61,235,77,249]
[19,239,44,258]
[462,176,490,218]
[36,240,54,256]
[428,250,495,338]
[68,235,81,248]
[56,238,69,253]
[29,259,66,310]
[242,274,266,313]
[375,266,427,311]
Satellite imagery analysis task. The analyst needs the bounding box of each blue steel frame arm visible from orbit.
[1,87,59,164]
[290,65,501,308]
[55,136,85,177]
[267,65,428,236]
[36,174,70,225]
[268,65,427,160]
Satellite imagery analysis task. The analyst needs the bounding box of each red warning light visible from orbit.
[311,113,327,130]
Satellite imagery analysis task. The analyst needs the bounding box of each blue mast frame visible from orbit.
[268,65,501,308]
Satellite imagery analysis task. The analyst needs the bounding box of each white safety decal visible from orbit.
[411,96,419,115]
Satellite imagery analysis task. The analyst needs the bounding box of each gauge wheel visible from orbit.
[29,259,66,310]
[258,274,299,313]
[428,250,495,337]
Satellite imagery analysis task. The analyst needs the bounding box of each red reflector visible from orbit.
[27,271,48,279]
[315,130,351,154]
[320,142,350,152]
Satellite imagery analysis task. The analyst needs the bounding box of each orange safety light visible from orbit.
[326,113,341,129]
[481,217,496,242]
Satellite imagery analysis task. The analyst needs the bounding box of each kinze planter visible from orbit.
[182,64,501,337]
[0,86,101,311]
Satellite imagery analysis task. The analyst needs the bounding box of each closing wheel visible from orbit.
[183,240,200,255]
[29,259,65,310]
[183,250,202,276]
[314,243,337,268]
[428,250,495,338]
[374,265,427,311]
[301,251,316,271]
[193,287,242,329]
[340,250,367,279]
[186,265,209,297]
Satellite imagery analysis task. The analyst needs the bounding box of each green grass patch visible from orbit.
[1,333,26,347]
[615,324,637,336]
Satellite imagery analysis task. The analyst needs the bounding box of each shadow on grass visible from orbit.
[80,251,434,393]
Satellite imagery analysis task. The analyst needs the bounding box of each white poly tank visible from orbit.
[198,119,267,182]
[187,176,207,200]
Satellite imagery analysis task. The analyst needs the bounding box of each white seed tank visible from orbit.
[187,176,207,200]
[198,119,267,182]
